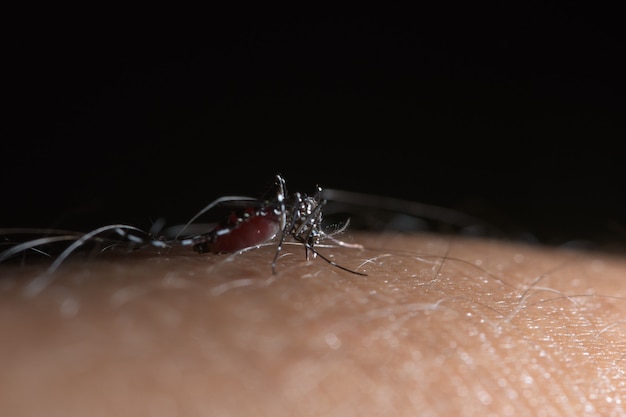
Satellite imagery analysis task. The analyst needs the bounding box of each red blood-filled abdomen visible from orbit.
[202,213,281,253]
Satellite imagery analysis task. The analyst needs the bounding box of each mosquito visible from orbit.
[163,174,367,276]
[0,175,367,278]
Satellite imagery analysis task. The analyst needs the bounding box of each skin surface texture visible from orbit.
[1,232,626,417]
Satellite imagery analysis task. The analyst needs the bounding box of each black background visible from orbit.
[3,5,625,249]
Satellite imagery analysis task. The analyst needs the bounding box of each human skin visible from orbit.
[1,232,626,417]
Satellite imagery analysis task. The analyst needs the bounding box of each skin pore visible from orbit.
[1,231,626,417]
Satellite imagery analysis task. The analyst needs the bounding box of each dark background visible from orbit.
[3,5,625,250]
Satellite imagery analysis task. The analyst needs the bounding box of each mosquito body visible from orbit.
[167,174,366,275]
